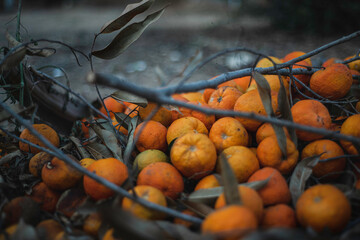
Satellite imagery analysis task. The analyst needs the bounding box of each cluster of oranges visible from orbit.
[2,51,360,239]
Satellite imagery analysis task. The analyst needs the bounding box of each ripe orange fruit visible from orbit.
[122,185,167,220]
[167,117,208,145]
[246,75,289,96]
[310,63,353,100]
[322,57,341,68]
[301,139,346,179]
[345,55,360,71]
[256,56,282,68]
[19,124,60,154]
[170,133,217,180]
[256,136,299,174]
[216,146,260,183]
[194,174,221,191]
[283,51,312,66]
[217,80,245,93]
[28,181,61,213]
[41,155,83,191]
[261,204,297,228]
[287,60,312,90]
[99,97,125,118]
[202,88,216,103]
[296,184,351,233]
[133,149,169,172]
[138,102,172,127]
[215,185,264,222]
[111,119,128,135]
[291,99,331,141]
[208,86,242,111]
[134,120,167,152]
[173,209,198,228]
[137,162,184,200]
[83,212,102,237]
[255,122,290,144]
[340,114,360,155]
[234,89,279,132]
[181,92,204,102]
[202,205,258,240]
[29,152,53,177]
[83,158,128,200]
[124,103,140,118]
[80,158,96,168]
[209,117,249,153]
[247,167,291,206]
[233,76,252,92]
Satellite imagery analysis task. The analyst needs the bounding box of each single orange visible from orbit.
[194,174,221,191]
[80,158,96,168]
[166,117,208,145]
[181,92,204,103]
[217,80,245,93]
[208,86,242,111]
[83,158,128,200]
[283,51,312,66]
[256,56,282,68]
[124,103,140,118]
[133,149,169,172]
[134,120,167,152]
[138,102,172,127]
[340,114,360,155]
[99,97,125,118]
[170,133,217,180]
[29,152,53,177]
[255,122,290,144]
[345,55,360,71]
[322,57,341,68]
[233,76,252,92]
[261,204,297,229]
[202,88,216,103]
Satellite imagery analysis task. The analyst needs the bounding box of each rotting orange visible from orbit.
[138,102,172,127]
[99,97,125,119]
[166,117,208,145]
[256,136,299,175]
[194,174,221,191]
[29,151,53,177]
[340,114,360,155]
[122,185,167,220]
[83,158,128,201]
[209,117,249,153]
[296,184,351,233]
[137,162,184,200]
[301,139,346,179]
[134,120,167,152]
[345,55,360,71]
[170,132,217,180]
[202,205,258,240]
[234,89,279,132]
[261,204,297,229]
[291,99,331,141]
[133,149,169,172]
[256,56,282,68]
[41,155,83,191]
[255,122,290,144]
[310,63,353,100]
[247,167,291,206]
[216,146,259,183]
[215,185,264,222]
[208,86,242,112]
[28,181,61,213]
[19,124,60,154]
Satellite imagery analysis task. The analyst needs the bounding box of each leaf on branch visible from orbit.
[92,7,165,59]
[113,112,132,129]
[100,129,123,161]
[123,116,140,165]
[219,153,242,206]
[86,141,113,160]
[69,136,91,159]
[111,90,148,108]
[99,0,154,34]
[289,153,322,206]
[252,71,288,158]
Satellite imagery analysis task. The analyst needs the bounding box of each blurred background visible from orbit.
[1,0,360,101]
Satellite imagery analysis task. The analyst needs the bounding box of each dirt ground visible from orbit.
[1,0,360,102]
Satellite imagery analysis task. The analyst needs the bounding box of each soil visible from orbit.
[1,0,360,103]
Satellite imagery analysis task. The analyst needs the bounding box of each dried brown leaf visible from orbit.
[111,90,148,108]
[86,142,113,160]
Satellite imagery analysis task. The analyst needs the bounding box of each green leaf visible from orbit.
[92,7,165,59]
[99,0,154,34]
[111,90,148,108]
[252,71,288,158]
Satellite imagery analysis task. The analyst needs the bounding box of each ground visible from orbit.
[1,0,360,103]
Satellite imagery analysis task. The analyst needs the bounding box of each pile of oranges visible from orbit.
[2,51,360,239]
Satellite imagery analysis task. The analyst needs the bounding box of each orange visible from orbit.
[181,92,204,102]
[202,88,216,103]
[138,102,172,127]
[256,56,282,68]
[83,158,128,200]
[291,99,331,141]
[134,120,167,152]
[256,136,299,174]
[99,97,125,118]
[80,158,96,168]
[133,149,169,172]
[209,117,249,153]
[215,185,264,222]
[171,101,215,130]
[124,103,140,118]
[41,155,83,191]
[28,181,61,213]
[246,75,289,96]
[170,133,217,180]
[233,76,252,92]
[83,212,102,237]
[122,185,167,220]
[216,146,260,183]
[247,167,291,206]
[340,114,360,155]
[29,151,53,177]
[166,117,208,145]
[81,118,90,139]
[345,55,360,71]
[283,51,312,66]
[36,219,64,240]
[217,80,245,93]
[111,119,128,135]
[287,60,312,90]
[261,204,297,228]
[173,209,198,228]
[310,63,353,100]
[19,124,60,154]
[194,174,221,191]
[301,139,346,179]
[208,86,242,111]
[202,205,258,240]
[296,184,351,233]
[234,89,279,132]
[137,162,184,200]
[255,122,290,144]
[322,57,341,68]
